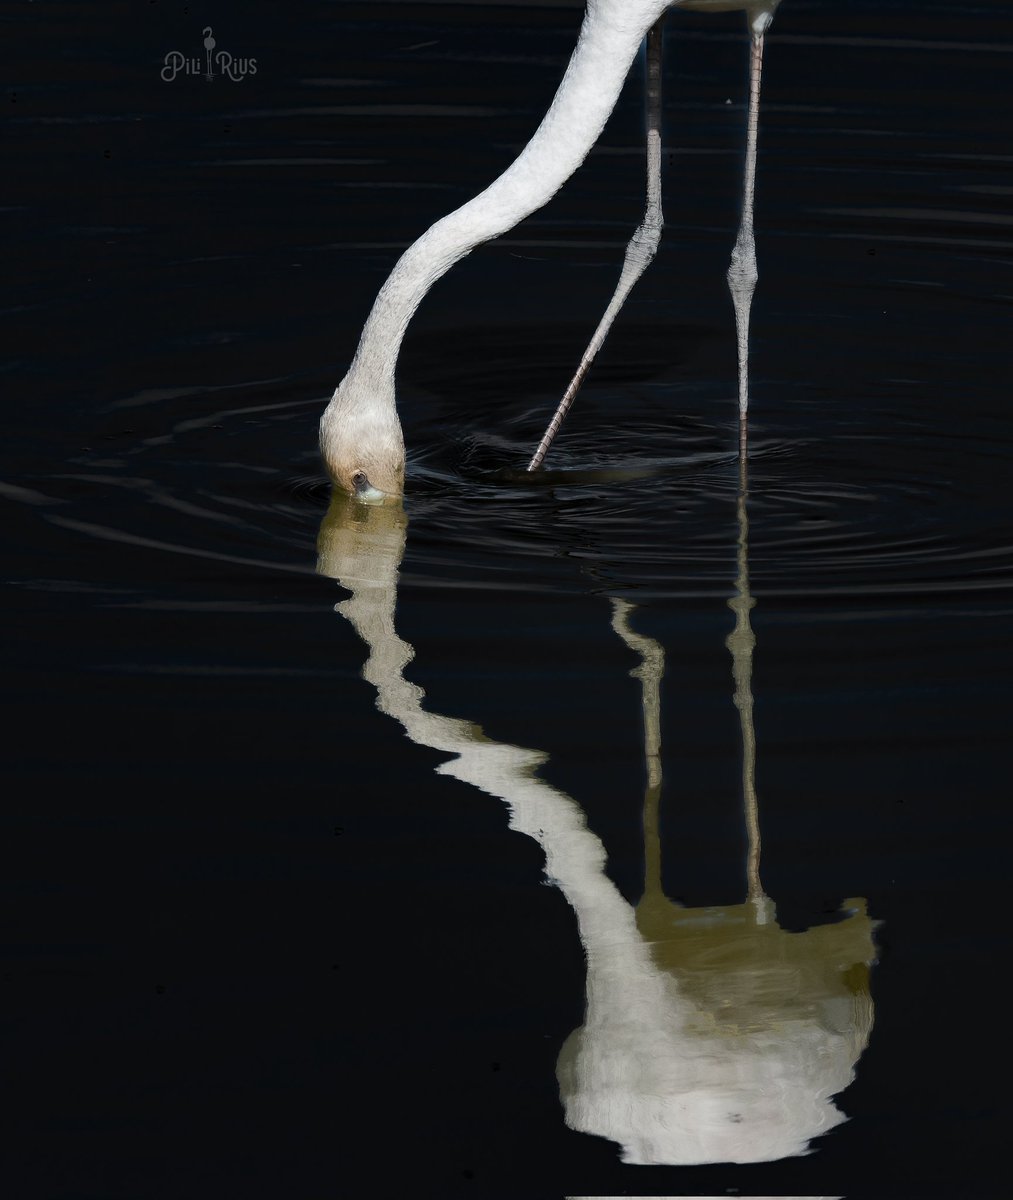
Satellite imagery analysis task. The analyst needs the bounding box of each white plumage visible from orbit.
[321,1,781,499]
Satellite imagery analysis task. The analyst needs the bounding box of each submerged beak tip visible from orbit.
[356,484,391,506]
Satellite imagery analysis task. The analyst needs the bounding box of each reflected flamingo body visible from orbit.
[316,435,877,1166]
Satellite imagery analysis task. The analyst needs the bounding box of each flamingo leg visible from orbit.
[527,19,665,472]
[727,30,765,419]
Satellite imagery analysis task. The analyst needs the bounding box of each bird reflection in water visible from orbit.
[316,431,877,1166]
[559,435,877,1163]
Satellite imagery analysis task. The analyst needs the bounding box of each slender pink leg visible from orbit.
[727,31,765,419]
[527,20,665,472]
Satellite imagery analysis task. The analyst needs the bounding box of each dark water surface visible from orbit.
[3,1,1011,1196]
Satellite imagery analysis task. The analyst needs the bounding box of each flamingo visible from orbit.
[320,0,781,502]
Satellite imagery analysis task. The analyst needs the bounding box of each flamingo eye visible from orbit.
[351,471,368,492]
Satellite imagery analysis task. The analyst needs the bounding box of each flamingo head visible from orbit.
[319,373,405,504]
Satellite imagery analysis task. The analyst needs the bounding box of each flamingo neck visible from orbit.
[346,1,668,394]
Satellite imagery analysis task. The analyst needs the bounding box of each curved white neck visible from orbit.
[347,0,668,393]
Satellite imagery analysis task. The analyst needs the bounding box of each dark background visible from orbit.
[3,2,1011,1197]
